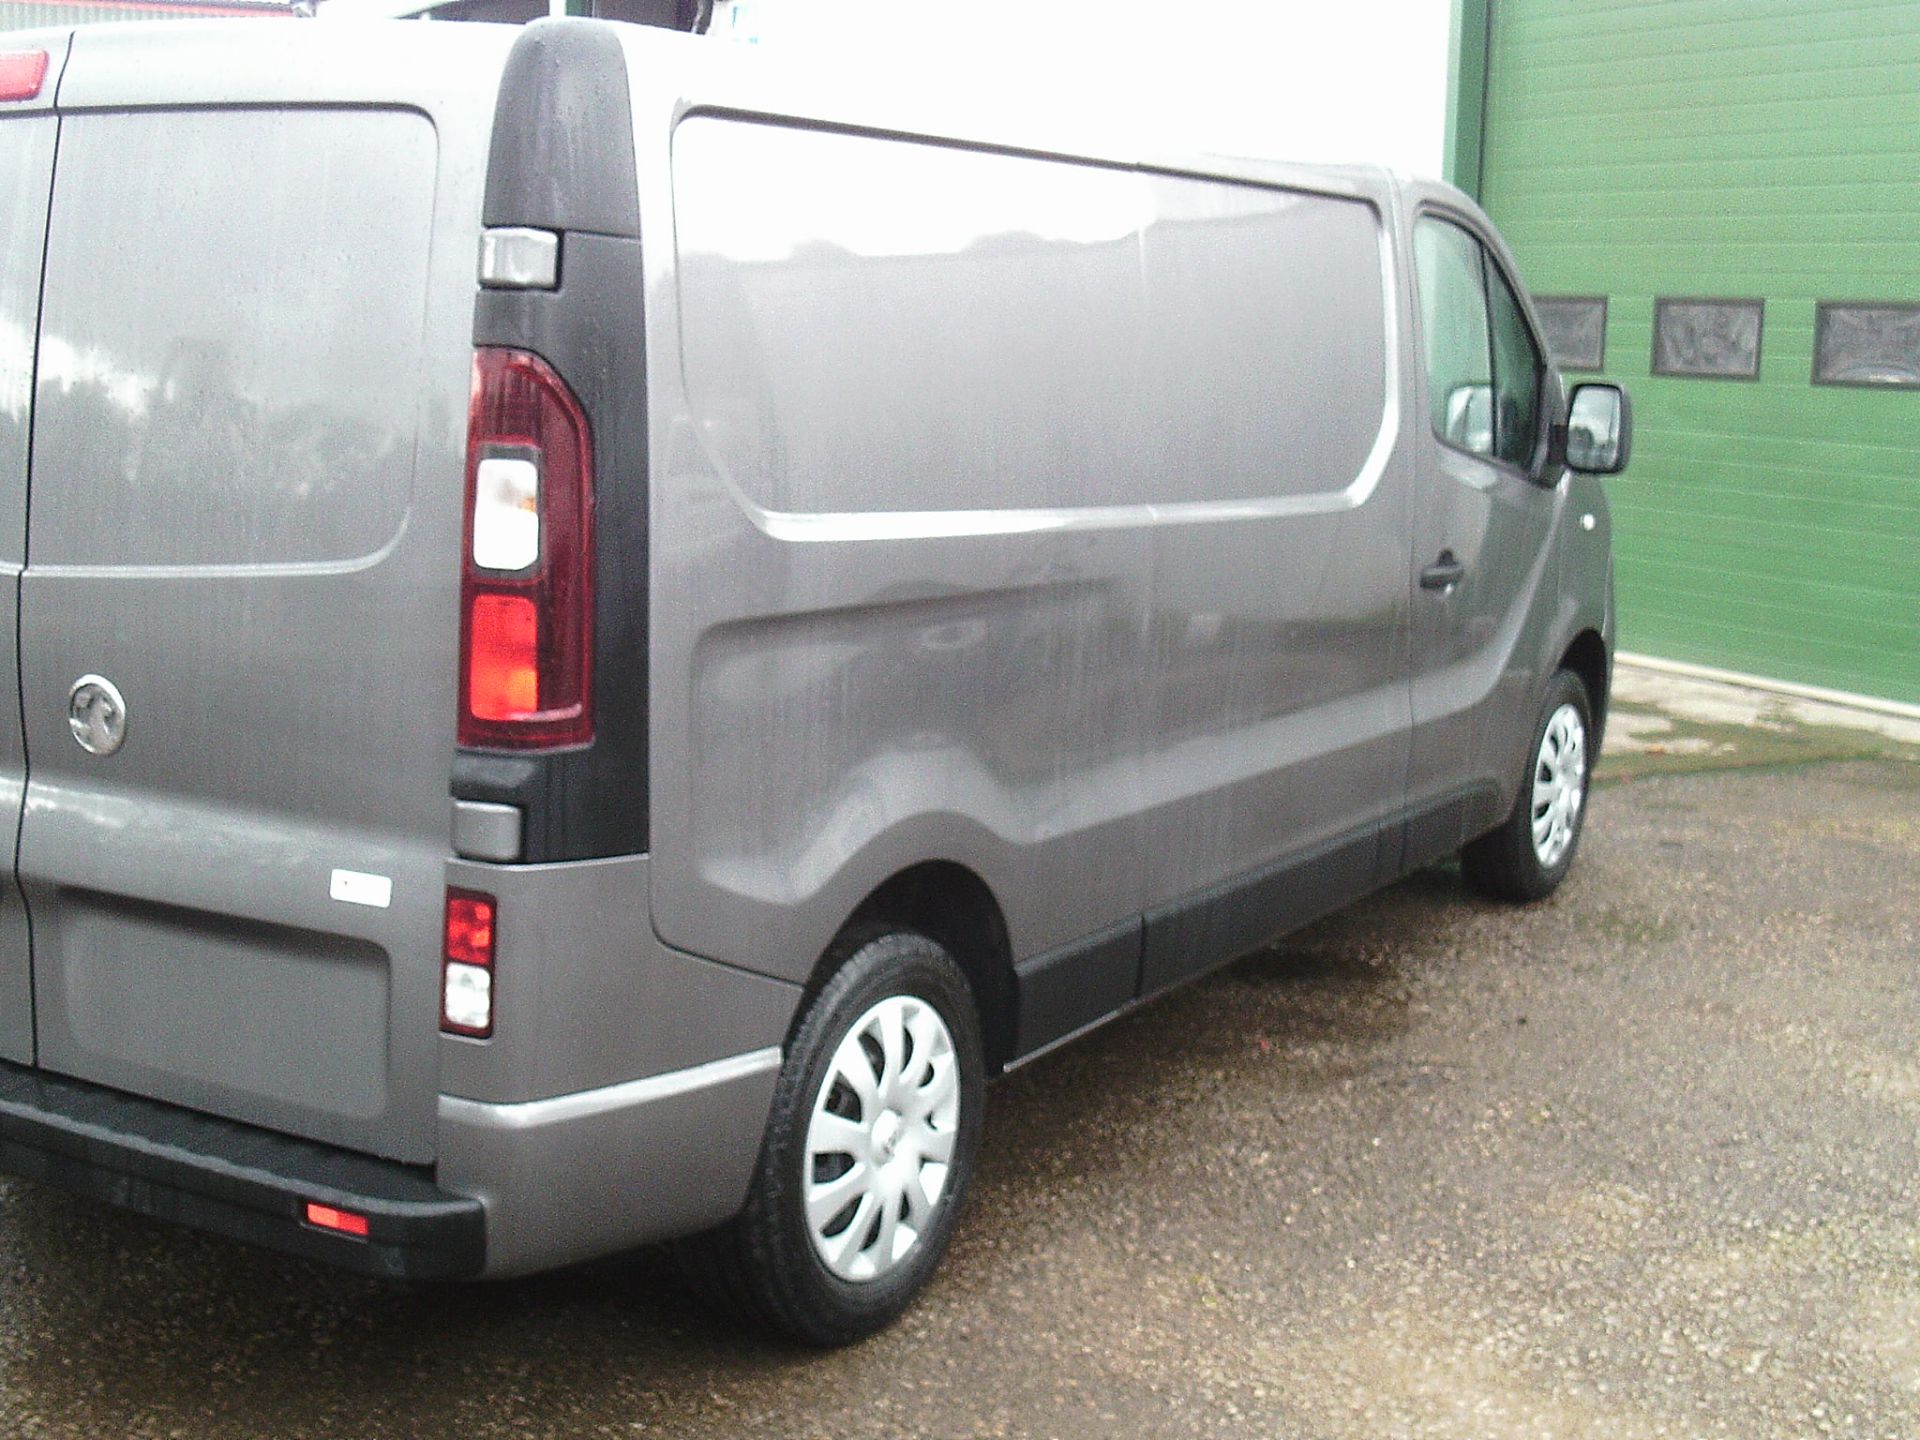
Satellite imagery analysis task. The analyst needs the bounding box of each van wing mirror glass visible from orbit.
[1565,383,1632,474]
[1443,383,1494,454]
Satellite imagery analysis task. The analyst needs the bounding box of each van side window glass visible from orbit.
[1485,261,1543,469]
[31,110,434,569]
[0,115,56,554]
[1414,217,1494,458]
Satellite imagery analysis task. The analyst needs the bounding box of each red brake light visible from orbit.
[467,593,540,721]
[459,348,593,748]
[0,52,49,103]
[442,888,496,1038]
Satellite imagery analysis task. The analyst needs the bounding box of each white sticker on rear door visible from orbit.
[330,869,393,909]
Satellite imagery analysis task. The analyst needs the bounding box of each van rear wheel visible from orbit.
[676,930,985,1346]
[1461,668,1594,902]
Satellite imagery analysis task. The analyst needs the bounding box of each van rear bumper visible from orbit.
[0,1061,484,1280]
[436,1045,784,1278]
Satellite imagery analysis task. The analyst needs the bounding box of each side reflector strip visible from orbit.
[0,52,48,103]
[304,1202,371,1239]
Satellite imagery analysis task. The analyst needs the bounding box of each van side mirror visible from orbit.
[1565,383,1632,474]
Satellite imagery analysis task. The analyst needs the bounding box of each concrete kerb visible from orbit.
[1604,654,1920,763]
[1597,664,1920,794]
[1612,654,1920,747]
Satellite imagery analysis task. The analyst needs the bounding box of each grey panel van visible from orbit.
[0,16,1630,1343]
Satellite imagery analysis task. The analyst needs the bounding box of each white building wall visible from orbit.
[711,0,1453,177]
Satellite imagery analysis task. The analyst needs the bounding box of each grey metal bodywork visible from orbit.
[627,29,1609,1015]
[12,23,516,1161]
[0,19,1613,1278]
[438,855,793,1274]
[638,41,1421,995]
[1400,183,1613,860]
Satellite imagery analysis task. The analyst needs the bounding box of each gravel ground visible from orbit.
[0,732,1915,1438]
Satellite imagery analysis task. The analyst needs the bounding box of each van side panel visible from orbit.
[0,108,58,1065]
[652,115,1155,978]
[649,95,1409,995]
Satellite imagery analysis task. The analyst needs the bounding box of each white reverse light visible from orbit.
[472,455,541,572]
[442,962,493,1034]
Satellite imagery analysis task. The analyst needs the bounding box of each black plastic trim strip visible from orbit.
[482,20,640,238]
[1403,788,1468,876]
[0,1062,484,1280]
[1005,789,1517,1067]
[1011,917,1142,1060]
[1140,827,1383,998]
[462,21,650,862]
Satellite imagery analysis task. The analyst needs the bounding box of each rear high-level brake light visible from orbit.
[459,347,593,748]
[0,51,49,102]
[442,888,497,1038]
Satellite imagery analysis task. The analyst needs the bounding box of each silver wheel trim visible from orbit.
[803,994,961,1284]
[1531,702,1587,869]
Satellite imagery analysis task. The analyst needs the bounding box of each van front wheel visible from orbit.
[677,930,985,1346]
[1462,668,1594,902]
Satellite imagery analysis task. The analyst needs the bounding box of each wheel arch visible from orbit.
[1558,628,1612,751]
[806,862,1018,1076]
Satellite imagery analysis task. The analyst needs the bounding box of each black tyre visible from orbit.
[676,929,985,1346]
[1461,668,1594,903]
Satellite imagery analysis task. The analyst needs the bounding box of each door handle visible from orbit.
[1420,550,1466,592]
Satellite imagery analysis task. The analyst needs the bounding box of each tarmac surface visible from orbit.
[0,671,1916,1439]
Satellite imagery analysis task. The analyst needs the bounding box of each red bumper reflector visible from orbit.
[0,52,49,102]
[305,1202,371,1239]
[444,891,496,969]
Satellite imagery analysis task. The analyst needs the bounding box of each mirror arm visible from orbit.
[1546,420,1569,472]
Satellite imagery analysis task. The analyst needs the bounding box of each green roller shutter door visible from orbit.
[1475,0,1920,705]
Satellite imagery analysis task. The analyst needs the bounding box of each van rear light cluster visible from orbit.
[442,888,497,1038]
[459,347,594,749]
[0,52,48,103]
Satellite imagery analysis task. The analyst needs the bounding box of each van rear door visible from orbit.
[13,25,511,1161]
[0,36,66,1066]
